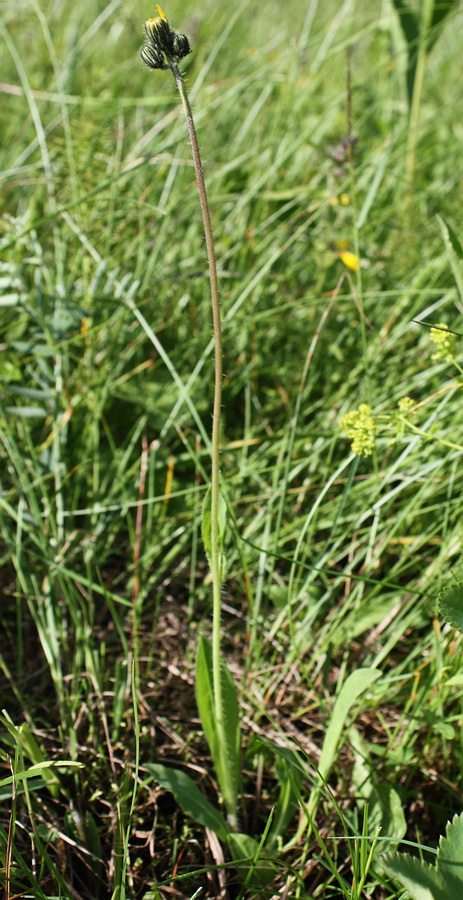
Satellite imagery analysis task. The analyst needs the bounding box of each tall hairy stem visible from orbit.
[170,63,226,774]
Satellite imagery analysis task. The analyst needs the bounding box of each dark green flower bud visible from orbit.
[144,15,175,56]
[173,32,190,60]
[140,43,165,69]
[141,5,191,69]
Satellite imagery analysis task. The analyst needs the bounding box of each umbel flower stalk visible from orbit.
[141,7,239,828]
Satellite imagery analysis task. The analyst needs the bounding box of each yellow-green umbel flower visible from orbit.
[340,403,378,457]
[141,4,191,69]
[429,322,458,363]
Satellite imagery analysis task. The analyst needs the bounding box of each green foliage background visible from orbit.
[2,0,463,897]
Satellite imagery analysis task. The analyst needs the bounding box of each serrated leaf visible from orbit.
[195,635,241,825]
[436,811,463,893]
[382,813,463,899]
[439,583,463,632]
[381,853,444,900]
[146,762,229,841]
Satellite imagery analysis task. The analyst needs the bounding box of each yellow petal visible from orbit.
[338,250,359,272]
[156,4,167,20]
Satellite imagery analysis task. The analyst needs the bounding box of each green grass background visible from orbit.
[2,0,463,897]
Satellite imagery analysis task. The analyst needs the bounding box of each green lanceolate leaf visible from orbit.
[228,831,275,887]
[195,635,241,826]
[302,668,382,830]
[439,582,463,633]
[146,762,229,841]
[318,668,382,784]
[201,484,227,578]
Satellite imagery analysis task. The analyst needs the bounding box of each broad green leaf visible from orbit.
[439,582,463,633]
[370,784,407,844]
[195,635,241,825]
[146,762,229,841]
[437,811,463,892]
[351,728,406,849]
[381,854,444,900]
[288,668,382,846]
[382,813,463,899]
[228,830,260,862]
[318,668,382,783]
[227,832,275,886]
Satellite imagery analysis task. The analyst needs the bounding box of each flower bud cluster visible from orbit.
[430,322,458,363]
[141,4,191,70]
[340,403,378,457]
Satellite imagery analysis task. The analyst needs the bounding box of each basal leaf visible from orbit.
[227,832,275,886]
[146,762,229,841]
[195,635,241,825]
[318,668,382,782]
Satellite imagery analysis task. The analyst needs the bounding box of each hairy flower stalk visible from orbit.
[141,7,235,825]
